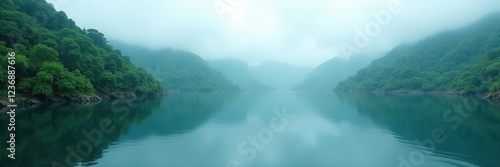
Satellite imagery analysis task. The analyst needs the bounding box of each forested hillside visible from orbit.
[336,12,500,94]
[0,0,162,100]
[293,55,375,91]
[209,59,273,91]
[111,42,239,91]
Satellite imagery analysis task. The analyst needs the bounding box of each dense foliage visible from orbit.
[336,12,500,93]
[111,42,239,91]
[209,59,273,91]
[0,0,162,98]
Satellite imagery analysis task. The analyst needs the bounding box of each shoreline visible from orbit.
[485,91,500,103]
[339,89,500,103]
[0,91,167,109]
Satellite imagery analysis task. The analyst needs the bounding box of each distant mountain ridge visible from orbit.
[250,61,312,90]
[209,59,274,91]
[111,41,239,91]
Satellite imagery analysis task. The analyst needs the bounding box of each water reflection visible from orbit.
[0,97,162,167]
[120,92,240,141]
[95,92,250,167]
[1,92,499,167]
[98,91,409,167]
[336,93,500,167]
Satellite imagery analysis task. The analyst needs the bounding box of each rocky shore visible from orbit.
[0,91,166,108]
[485,91,500,103]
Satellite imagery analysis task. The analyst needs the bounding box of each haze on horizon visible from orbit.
[46,0,500,67]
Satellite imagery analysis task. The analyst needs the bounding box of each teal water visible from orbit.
[1,91,500,167]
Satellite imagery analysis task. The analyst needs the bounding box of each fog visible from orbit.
[47,0,500,67]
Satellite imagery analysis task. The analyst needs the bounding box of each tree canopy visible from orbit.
[336,12,500,93]
[0,0,162,99]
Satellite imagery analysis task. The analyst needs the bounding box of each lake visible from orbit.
[1,91,499,167]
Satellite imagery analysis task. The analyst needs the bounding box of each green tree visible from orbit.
[29,44,59,70]
[32,71,54,96]
[59,37,81,70]
[1,0,163,99]
[95,71,116,93]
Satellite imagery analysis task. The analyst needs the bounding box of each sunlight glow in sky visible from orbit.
[47,0,500,67]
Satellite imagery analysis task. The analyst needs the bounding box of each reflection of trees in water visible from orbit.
[122,93,239,140]
[335,93,500,167]
[0,97,162,167]
[295,92,372,126]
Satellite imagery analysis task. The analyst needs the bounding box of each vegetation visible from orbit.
[336,12,500,93]
[111,41,239,91]
[0,0,162,99]
[451,48,500,92]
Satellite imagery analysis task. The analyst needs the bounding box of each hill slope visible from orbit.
[294,55,375,91]
[336,12,500,94]
[111,42,239,91]
[0,0,162,100]
[209,59,273,91]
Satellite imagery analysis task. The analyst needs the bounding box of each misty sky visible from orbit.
[47,0,500,67]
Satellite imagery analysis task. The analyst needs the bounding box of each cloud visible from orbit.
[47,0,500,67]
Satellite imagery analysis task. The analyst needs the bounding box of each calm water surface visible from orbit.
[1,91,499,167]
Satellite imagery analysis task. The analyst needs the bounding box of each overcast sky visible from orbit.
[47,0,500,67]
